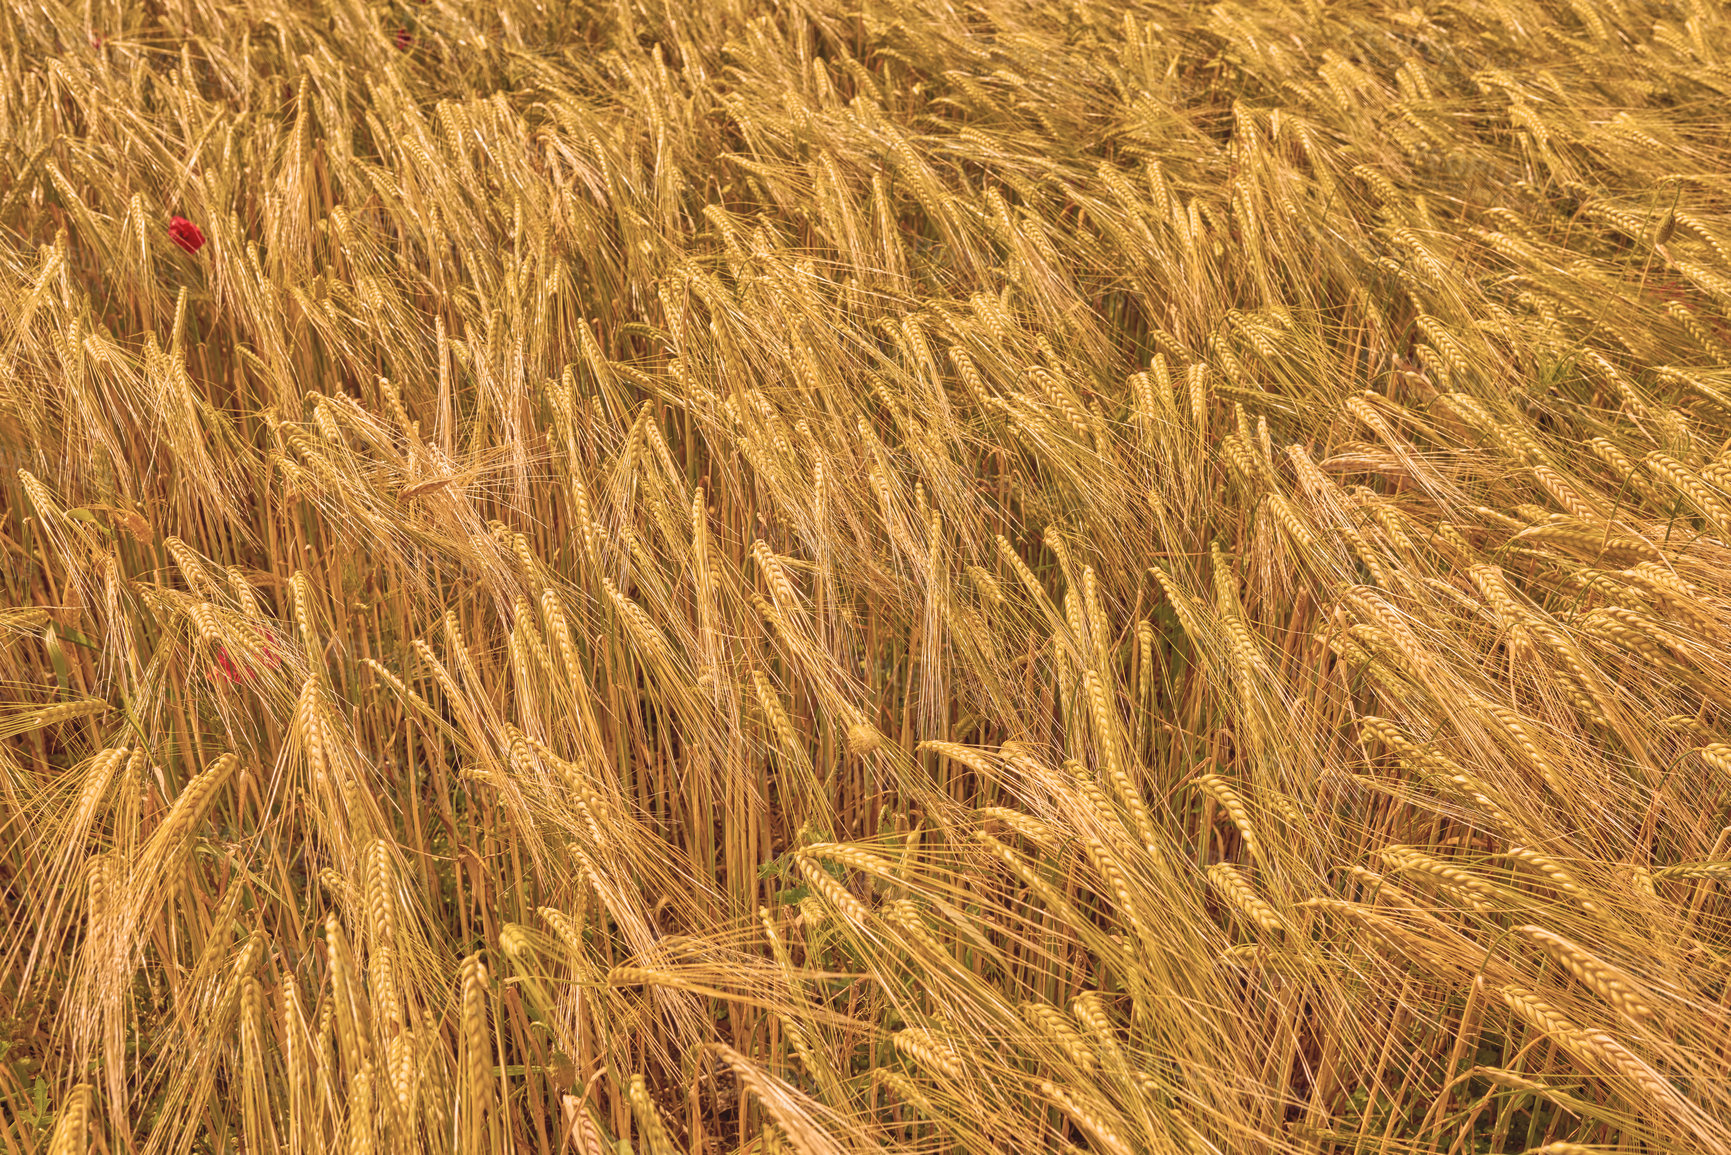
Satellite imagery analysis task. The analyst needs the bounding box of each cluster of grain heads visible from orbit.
[5,0,1731,1151]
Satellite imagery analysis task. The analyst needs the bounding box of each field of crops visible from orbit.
[3,0,1731,1152]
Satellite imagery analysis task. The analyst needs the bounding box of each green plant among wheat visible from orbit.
[2,0,1731,1152]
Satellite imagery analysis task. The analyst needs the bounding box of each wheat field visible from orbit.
[2,0,1730,1152]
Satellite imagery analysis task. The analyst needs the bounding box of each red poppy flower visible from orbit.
[395,27,412,49]
[214,628,281,684]
[1650,277,1682,298]
[168,216,205,254]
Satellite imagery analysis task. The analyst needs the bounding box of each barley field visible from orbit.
[3,0,1730,1152]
